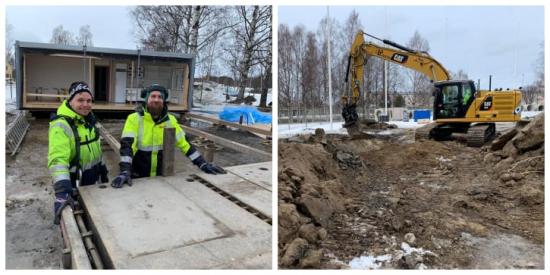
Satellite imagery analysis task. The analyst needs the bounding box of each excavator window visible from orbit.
[462,84,472,105]
[442,85,459,104]
[436,84,461,118]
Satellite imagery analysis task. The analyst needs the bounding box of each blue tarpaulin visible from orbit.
[218,106,272,125]
[413,109,431,121]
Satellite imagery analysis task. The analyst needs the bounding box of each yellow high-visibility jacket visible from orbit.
[119,107,200,178]
[48,100,106,194]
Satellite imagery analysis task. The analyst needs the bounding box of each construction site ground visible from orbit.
[278,115,544,269]
[5,116,271,269]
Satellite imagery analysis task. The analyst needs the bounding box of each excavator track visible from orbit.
[466,123,495,147]
[414,122,439,141]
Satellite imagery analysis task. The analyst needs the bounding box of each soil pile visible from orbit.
[279,116,544,269]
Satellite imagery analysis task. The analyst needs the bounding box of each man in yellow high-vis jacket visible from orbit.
[111,84,225,188]
[48,81,108,224]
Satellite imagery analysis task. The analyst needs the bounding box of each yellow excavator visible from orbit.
[342,31,522,146]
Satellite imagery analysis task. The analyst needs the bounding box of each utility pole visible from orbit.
[327,6,333,129]
[384,61,388,116]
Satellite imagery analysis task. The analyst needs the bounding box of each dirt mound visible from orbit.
[278,134,369,268]
[484,113,544,207]
[356,119,397,130]
[279,117,544,269]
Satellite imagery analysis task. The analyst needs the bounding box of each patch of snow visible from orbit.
[347,242,437,269]
[193,81,272,108]
[400,242,438,257]
[389,120,424,129]
[436,156,451,162]
[278,122,348,138]
[348,254,393,269]
[521,111,542,118]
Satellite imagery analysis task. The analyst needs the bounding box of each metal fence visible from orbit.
[278,106,378,124]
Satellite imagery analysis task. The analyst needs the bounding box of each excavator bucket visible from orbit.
[342,103,359,128]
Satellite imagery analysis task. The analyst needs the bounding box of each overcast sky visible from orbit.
[279,6,544,90]
[4,5,545,89]
[6,6,136,49]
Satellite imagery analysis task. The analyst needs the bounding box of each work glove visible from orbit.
[192,155,226,175]
[199,162,226,175]
[111,171,132,188]
[53,192,75,225]
[100,164,109,183]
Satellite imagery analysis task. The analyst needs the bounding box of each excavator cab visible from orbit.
[433,80,476,120]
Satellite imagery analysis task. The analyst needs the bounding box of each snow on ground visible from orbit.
[278,121,349,138]
[193,80,272,108]
[521,111,542,118]
[278,120,424,138]
[347,242,436,269]
[5,83,17,112]
[278,111,543,138]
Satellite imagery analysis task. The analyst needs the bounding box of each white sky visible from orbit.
[4,4,545,89]
[6,6,136,49]
[279,5,545,90]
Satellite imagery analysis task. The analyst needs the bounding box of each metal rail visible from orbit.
[191,174,272,225]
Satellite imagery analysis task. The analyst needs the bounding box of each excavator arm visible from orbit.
[342,31,451,127]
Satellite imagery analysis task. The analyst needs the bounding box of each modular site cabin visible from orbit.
[14,41,195,112]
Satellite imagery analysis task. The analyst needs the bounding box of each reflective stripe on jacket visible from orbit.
[48,100,103,193]
[119,109,199,178]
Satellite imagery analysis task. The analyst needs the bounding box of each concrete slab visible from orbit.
[78,173,271,269]
[197,162,272,219]
[225,162,272,191]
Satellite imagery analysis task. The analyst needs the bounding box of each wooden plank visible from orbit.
[96,122,120,151]
[180,124,271,160]
[182,64,189,110]
[162,127,175,176]
[61,207,92,269]
[185,112,272,137]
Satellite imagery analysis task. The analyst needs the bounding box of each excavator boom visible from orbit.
[343,31,450,127]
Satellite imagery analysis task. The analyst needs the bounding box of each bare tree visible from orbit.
[50,25,75,45]
[278,24,293,108]
[76,25,94,46]
[405,31,432,108]
[317,15,345,111]
[291,25,306,108]
[230,6,271,100]
[131,6,231,56]
[450,69,468,80]
[301,31,320,108]
[521,85,539,105]
[258,8,272,108]
[6,22,15,67]
[533,41,544,102]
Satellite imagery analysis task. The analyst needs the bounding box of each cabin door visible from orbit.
[115,64,127,103]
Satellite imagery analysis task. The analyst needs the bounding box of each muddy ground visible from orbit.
[5,116,270,269]
[278,115,544,269]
